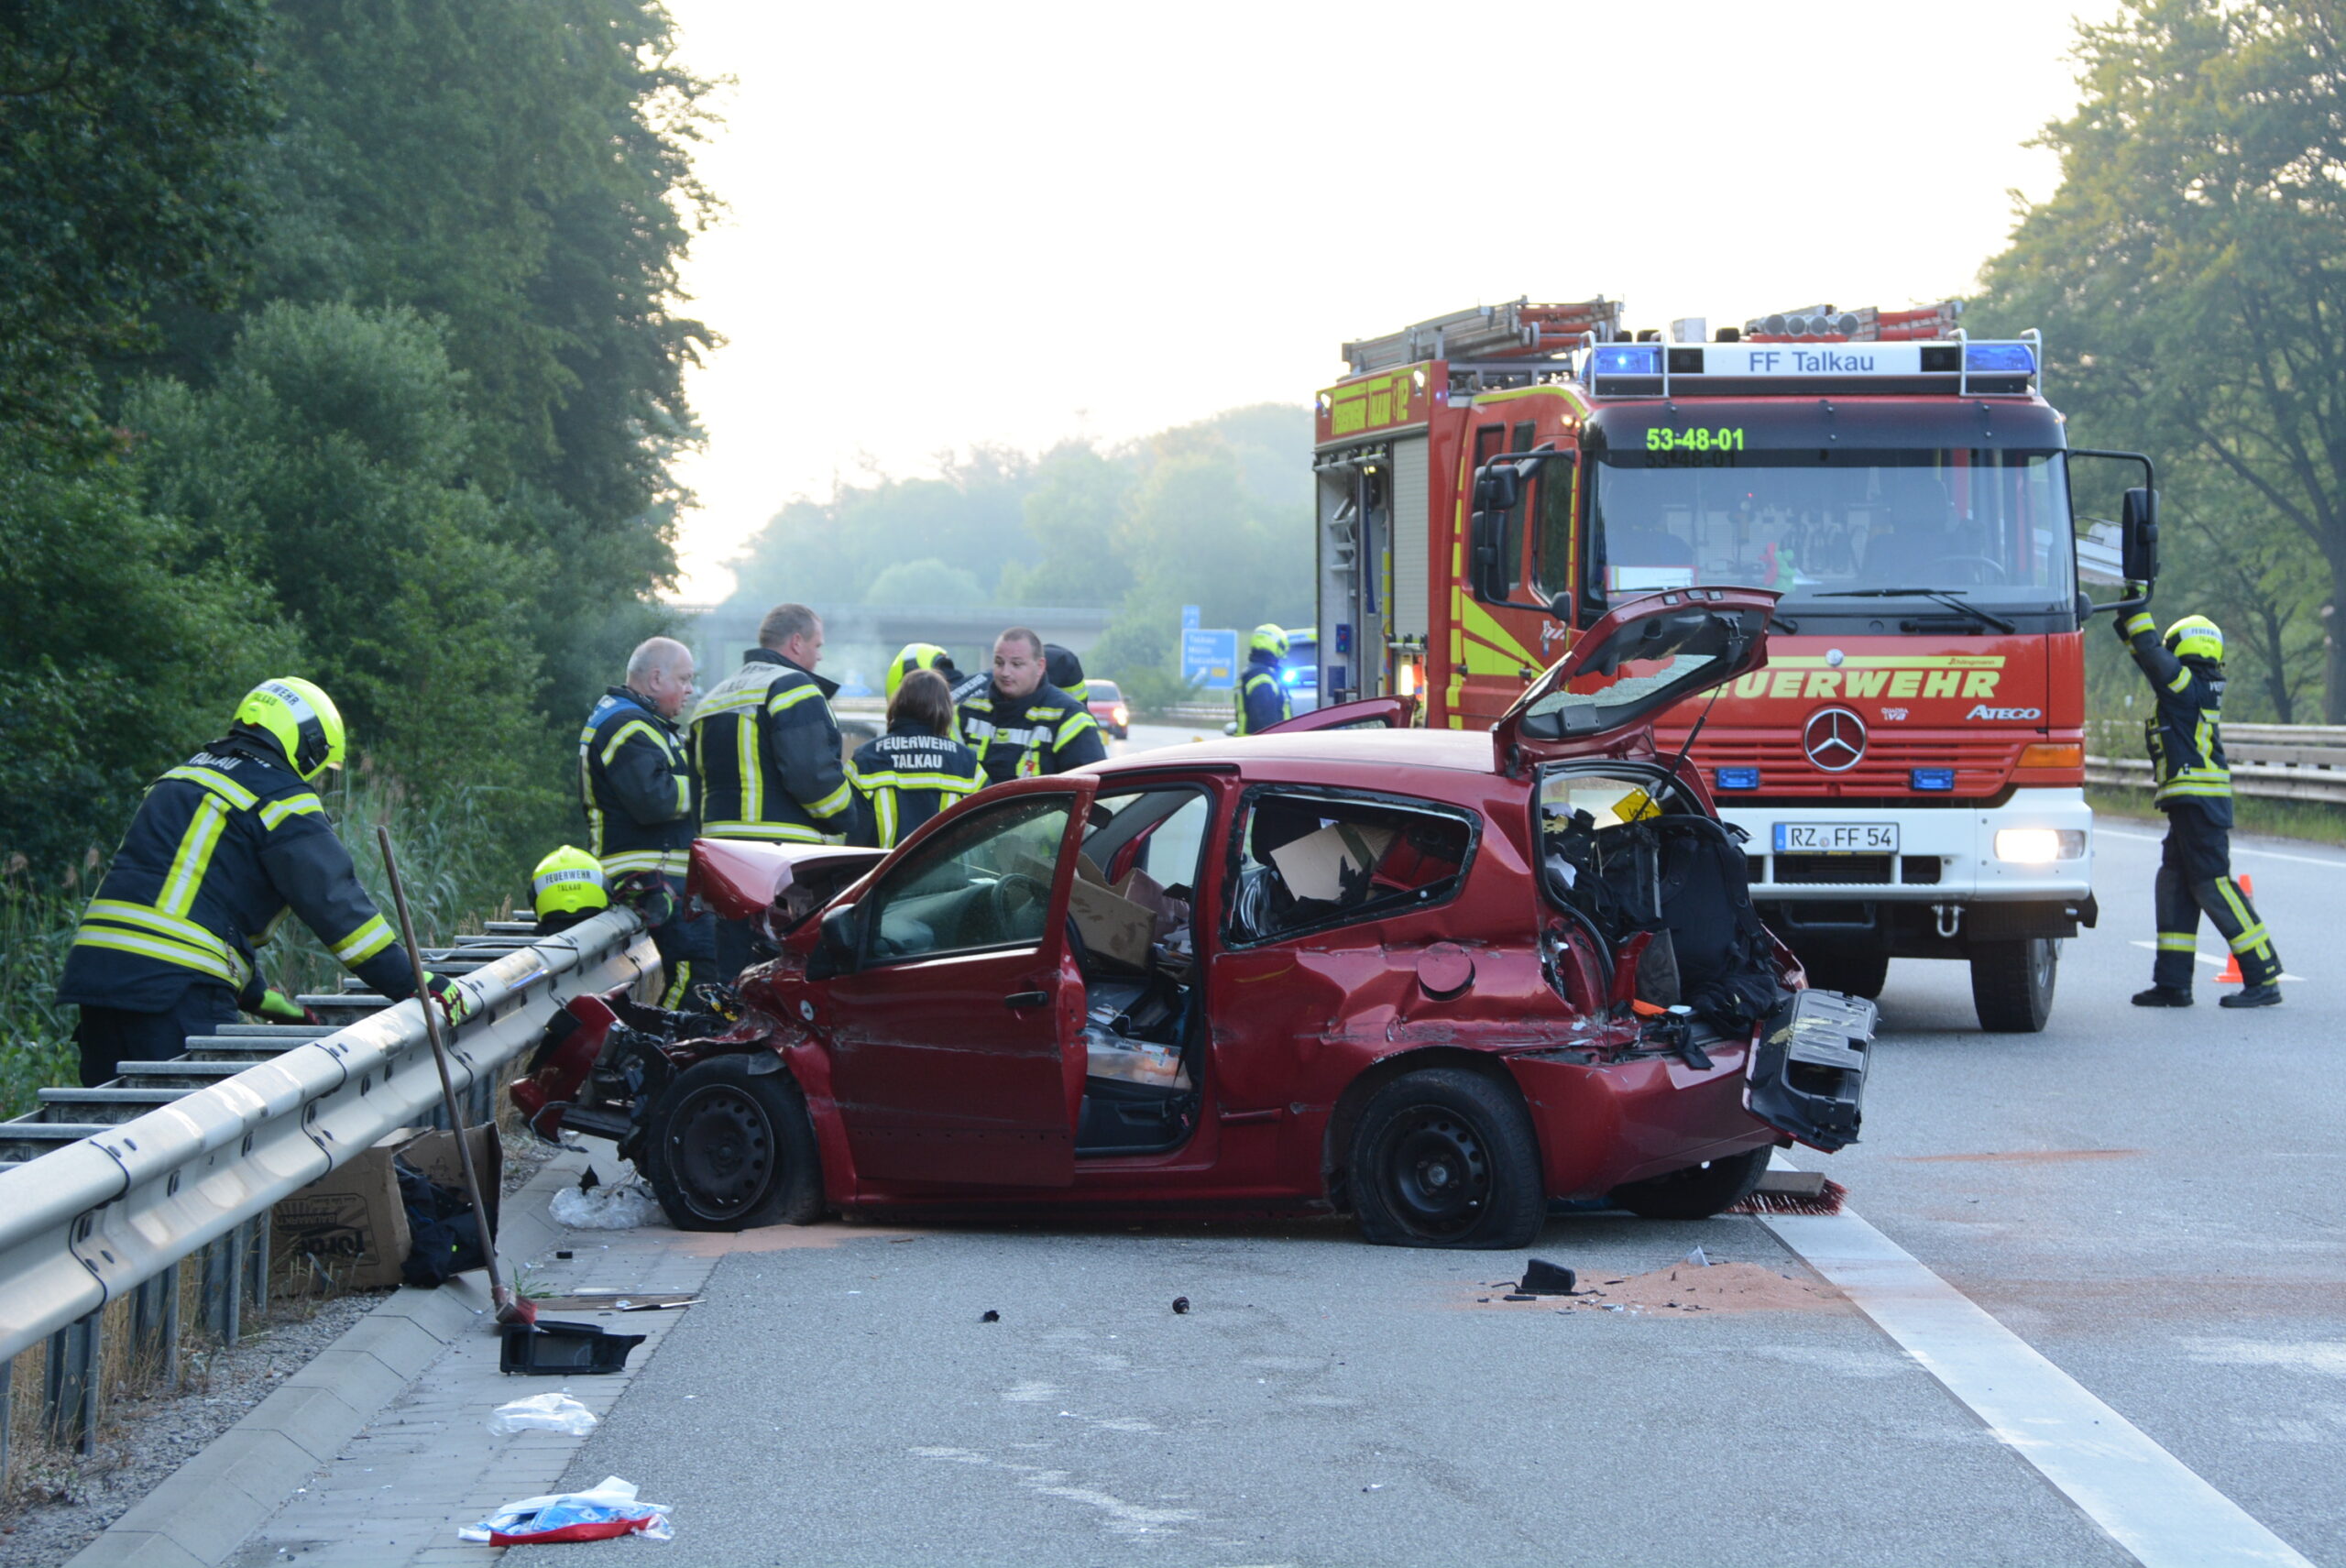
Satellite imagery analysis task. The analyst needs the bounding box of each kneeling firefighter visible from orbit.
[57,679,475,1086]
[2119,608,2283,1008]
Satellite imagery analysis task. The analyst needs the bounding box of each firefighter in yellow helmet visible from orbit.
[2117,609,2282,1007]
[57,678,475,1085]
[530,845,610,934]
[884,642,965,705]
[1234,624,1292,736]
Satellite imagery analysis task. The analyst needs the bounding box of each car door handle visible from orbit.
[1003,990,1050,1010]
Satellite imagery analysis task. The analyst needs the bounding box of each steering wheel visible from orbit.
[1926,554,2008,585]
[989,872,1050,934]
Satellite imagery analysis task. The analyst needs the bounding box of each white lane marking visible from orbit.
[1760,1197,2315,1568]
[2100,827,2346,870]
[2122,940,2302,981]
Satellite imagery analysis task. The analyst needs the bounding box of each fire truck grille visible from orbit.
[1695,734,2022,795]
[1773,854,1895,885]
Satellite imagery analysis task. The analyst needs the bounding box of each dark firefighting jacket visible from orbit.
[1235,651,1291,735]
[58,735,416,1013]
[2121,610,2231,825]
[690,649,853,843]
[578,686,696,880]
[847,723,984,849]
[958,679,1107,785]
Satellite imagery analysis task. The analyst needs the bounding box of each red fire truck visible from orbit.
[1310,298,2158,1032]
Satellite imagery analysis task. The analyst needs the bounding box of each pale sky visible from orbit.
[660,0,2121,603]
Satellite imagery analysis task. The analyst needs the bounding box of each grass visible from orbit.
[2086,784,2346,848]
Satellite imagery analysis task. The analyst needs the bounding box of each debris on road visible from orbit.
[1172,1296,1190,1314]
[1558,1261,1842,1314]
[488,1392,599,1436]
[499,1320,647,1375]
[1518,1257,1578,1295]
[981,1309,1001,1322]
[550,1175,665,1230]
[459,1475,673,1544]
[1683,1246,1710,1267]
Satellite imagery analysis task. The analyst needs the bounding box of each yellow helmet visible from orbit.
[1250,623,1289,658]
[885,642,952,703]
[531,846,609,921]
[233,677,345,782]
[2165,614,2224,663]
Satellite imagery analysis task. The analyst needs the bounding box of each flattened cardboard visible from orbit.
[1068,877,1153,970]
[1268,822,1397,902]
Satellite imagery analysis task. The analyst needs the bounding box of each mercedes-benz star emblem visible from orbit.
[1803,707,1867,772]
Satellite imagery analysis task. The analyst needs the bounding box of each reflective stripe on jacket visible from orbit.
[1234,655,1291,735]
[578,687,696,879]
[958,680,1107,784]
[58,736,416,1013]
[689,649,852,843]
[2121,611,2232,819]
[848,728,984,849]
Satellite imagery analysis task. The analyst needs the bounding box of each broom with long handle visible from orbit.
[375,826,535,1327]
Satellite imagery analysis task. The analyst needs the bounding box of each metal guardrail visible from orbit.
[1157,702,1230,726]
[2086,723,2346,805]
[0,907,652,1455]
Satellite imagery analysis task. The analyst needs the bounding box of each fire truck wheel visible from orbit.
[643,1057,824,1230]
[1970,938,2059,1033]
[1350,1068,1543,1249]
[1608,1146,1770,1220]
[1795,944,1889,1000]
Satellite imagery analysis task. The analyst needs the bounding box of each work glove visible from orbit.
[2116,601,2155,642]
[255,986,321,1026]
[424,970,479,1028]
[611,871,676,928]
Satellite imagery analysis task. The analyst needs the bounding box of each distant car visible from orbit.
[1281,628,1319,715]
[1084,678,1130,739]
[513,588,1873,1248]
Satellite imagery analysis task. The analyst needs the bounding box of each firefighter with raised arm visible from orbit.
[579,635,712,1006]
[691,604,854,977]
[2119,606,2282,1008]
[958,626,1107,783]
[56,678,474,1085]
[1234,624,1292,736]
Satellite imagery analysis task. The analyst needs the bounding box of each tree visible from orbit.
[1972,1,2346,717]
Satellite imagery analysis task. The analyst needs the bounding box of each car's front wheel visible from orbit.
[642,1057,823,1231]
[1608,1146,1770,1219]
[1349,1068,1544,1249]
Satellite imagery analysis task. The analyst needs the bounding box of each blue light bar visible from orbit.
[1715,766,1760,791]
[1911,767,1956,791]
[1964,343,2035,374]
[1280,667,1301,685]
[1592,345,1661,376]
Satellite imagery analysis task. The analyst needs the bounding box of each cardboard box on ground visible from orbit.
[270,1124,501,1294]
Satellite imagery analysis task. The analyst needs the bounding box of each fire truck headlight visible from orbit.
[1994,828,2086,863]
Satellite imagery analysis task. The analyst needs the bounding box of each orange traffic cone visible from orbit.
[2216,873,2255,983]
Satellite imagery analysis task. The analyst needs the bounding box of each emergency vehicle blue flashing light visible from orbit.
[1911,768,1957,791]
[1281,667,1301,685]
[1963,343,2035,373]
[1714,767,1760,791]
[1592,345,1661,376]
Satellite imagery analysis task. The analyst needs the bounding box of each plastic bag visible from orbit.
[459,1475,673,1544]
[488,1391,598,1436]
[550,1178,665,1230]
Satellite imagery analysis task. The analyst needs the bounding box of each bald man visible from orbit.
[579,636,713,1006]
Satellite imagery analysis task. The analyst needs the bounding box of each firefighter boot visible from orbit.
[2220,983,2283,1009]
[2131,985,2194,1007]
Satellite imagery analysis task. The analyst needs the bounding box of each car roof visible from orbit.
[1091,727,1495,775]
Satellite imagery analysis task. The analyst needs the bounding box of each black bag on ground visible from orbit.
[396,1155,488,1287]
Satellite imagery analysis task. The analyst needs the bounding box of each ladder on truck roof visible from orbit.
[1343,297,1621,375]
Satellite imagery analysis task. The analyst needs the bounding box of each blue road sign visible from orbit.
[1182,628,1238,690]
[1181,604,1201,630]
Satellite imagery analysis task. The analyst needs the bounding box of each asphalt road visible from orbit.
[531,758,2345,1567]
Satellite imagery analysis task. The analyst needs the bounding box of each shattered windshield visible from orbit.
[1592,447,2073,612]
[1518,602,1765,742]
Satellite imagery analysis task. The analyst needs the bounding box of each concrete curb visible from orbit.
[62,1147,586,1568]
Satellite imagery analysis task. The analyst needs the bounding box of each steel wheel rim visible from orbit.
[1376,1107,1491,1238]
[667,1084,776,1221]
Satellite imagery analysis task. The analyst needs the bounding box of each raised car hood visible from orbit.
[1494,587,1775,773]
[687,839,886,923]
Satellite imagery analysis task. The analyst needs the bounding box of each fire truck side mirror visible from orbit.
[1473,466,1521,513]
[2121,487,2159,583]
[1469,508,1518,604]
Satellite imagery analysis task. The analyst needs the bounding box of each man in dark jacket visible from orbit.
[958,626,1108,784]
[2120,609,2282,1008]
[690,604,852,976]
[1234,624,1292,736]
[57,678,466,1084]
[579,635,712,1005]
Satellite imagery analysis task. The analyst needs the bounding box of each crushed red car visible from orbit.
[513,587,1874,1248]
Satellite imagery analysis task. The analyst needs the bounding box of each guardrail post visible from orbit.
[1,1355,12,1485]
[41,1312,99,1453]
[201,1228,244,1345]
[245,1216,270,1321]
[132,1264,179,1387]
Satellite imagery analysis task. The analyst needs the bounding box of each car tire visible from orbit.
[1795,943,1889,1000]
[1970,937,2057,1034]
[1608,1146,1770,1220]
[642,1057,823,1231]
[1349,1069,1544,1250]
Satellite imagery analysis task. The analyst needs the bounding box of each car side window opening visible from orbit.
[1226,790,1474,946]
[861,795,1073,964]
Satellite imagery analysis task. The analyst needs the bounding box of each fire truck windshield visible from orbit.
[1589,446,2074,617]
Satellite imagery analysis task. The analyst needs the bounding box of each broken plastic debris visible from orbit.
[1171,1296,1190,1315]
[458,1475,672,1544]
[981,1310,1001,1322]
[488,1392,597,1436]
[1683,1246,1710,1267]
[1517,1257,1578,1296]
[550,1177,664,1230]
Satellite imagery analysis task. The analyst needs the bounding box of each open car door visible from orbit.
[1256,694,1419,734]
[817,777,1096,1187]
[1492,587,1775,775]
